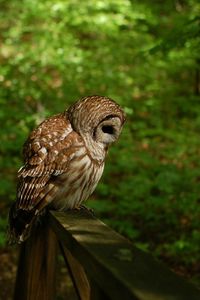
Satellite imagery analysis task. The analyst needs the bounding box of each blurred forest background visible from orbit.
[0,0,200,297]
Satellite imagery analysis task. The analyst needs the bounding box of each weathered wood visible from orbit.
[59,241,91,300]
[59,241,110,300]
[49,210,200,300]
[14,219,57,300]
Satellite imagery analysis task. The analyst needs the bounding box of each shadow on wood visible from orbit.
[59,241,91,300]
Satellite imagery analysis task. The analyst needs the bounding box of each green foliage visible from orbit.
[0,0,200,286]
[0,217,7,247]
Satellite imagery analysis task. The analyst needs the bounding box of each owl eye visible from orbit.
[102,125,114,135]
[93,115,122,144]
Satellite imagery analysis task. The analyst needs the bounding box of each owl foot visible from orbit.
[74,205,95,216]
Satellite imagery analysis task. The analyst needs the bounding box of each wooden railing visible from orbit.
[14,210,200,300]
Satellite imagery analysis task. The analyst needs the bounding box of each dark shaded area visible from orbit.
[0,245,78,300]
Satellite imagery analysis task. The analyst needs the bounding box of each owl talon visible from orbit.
[74,205,95,216]
[81,205,94,215]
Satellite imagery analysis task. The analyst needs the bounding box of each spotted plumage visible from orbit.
[8,95,125,243]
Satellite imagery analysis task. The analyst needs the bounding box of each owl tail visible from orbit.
[7,202,39,244]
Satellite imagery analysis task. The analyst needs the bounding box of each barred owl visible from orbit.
[8,95,125,244]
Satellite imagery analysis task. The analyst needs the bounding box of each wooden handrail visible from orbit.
[14,210,200,300]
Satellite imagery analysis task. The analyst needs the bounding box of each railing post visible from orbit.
[14,219,57,300]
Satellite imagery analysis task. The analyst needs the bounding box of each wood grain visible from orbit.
[14,219,57,300]
[49,210,200,300]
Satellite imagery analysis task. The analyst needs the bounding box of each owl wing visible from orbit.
[16,113,81,211]
[8,113,84,243]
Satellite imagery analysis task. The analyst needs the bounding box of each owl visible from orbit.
[8,95,125,244]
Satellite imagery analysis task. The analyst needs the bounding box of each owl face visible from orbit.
[93,115,123,145]
[67,95,125,149]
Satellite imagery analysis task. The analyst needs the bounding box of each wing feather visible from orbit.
[8,113,84,243]
[16,113,80,211]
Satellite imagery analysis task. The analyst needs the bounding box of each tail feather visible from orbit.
[7,202,44,244]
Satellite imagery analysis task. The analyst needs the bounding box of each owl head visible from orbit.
[67,95,125,147]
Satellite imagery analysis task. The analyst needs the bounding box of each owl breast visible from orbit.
[51,154,104,211]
